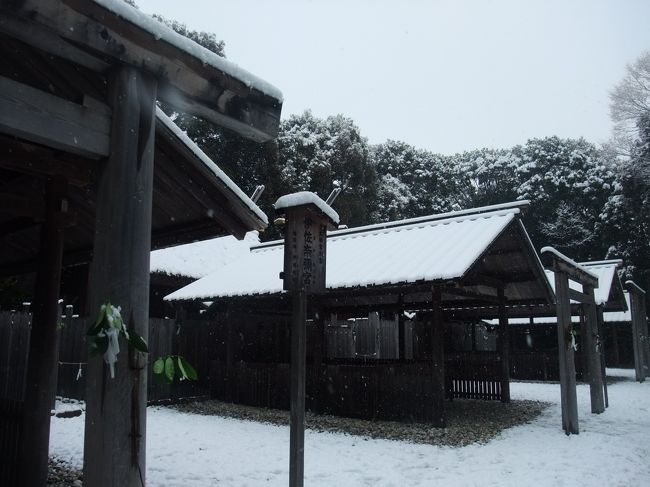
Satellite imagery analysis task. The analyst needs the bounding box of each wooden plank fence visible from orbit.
[0,311,30,485]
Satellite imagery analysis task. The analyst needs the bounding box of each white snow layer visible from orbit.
[165,208,518,301]
[92,0,283,101]
[156,109,269,225]
[49,370,650,486]
[150,231,260,279]
[274,191,340,224]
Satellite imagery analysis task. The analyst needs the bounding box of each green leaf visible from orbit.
[164,356,175,383]
[152,358,165,375]
[177,356,198,381]
[127,330,149,353]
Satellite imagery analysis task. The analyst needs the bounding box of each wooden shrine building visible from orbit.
[167,201,555,427]
[0,1,282,485]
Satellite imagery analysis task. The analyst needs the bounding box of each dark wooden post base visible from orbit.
[17,176,68,486]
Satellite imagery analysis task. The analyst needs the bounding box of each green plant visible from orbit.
[87,302,148,378]
[152,355,198,384]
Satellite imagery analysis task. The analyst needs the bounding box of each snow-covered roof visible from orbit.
[150,231,260,279]
[166,204,524,301]
[156,109,268,225]
[93,0,282,101]
[274,192,340,224]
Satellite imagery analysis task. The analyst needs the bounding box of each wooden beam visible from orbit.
[596,306,609,408]
[0,135,96,187]
[541,248,598,288]
[17,176,67,486]
[626,282,648,382]
[0,76,110,158]
[83,66,157,487]
[555,270,579,434]
[568,288,594,304]
[497,287,510,403]
[4,0,281,142]
[583,284,605,414]
[431,285,446,428]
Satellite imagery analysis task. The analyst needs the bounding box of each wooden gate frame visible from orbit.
[541,248,606,435]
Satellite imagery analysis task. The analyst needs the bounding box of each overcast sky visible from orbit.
[136,0,650,155]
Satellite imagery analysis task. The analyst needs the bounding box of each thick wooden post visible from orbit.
[289,289,306,487]
[18,176,68,486]
[83,66,156,487]
[578,309,589,382]
[497,287,510,402]
[555,271,579,434]
[627,282,648,381]
[431,286,446,428]
[596,306,609,408]
[583,285,605,413]
[276,193,337,487]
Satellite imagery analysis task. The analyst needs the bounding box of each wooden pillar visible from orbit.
[627,285,646,382]
[431,286,446,428]
[583,285,605,414]
[83,66,156,487]
[17,176,68,486]
[578,308,589,382]
[276,194,337,487]
[497,287,510,402]
[224,305,234,402]
[398,294,405,361]
[639,293,650,378]
[596,306,609,408]
[289,290,306,487]
[555,271,579,434]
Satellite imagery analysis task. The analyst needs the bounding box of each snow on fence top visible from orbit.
[94,0,283,101]
[274,191,340,224]
[165,206,521,301]
[156,108,269,225]
[150,231,260,279]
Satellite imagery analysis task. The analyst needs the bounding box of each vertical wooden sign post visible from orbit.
[275,192,339,487]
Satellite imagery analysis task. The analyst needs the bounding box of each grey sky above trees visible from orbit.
[135,0,649,155]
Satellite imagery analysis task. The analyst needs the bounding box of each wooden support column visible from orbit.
[578,309,589,382]
[596,306,609,408]
[276,194,337,487]
[555,270,579,434]
[431,285,446,428]
[83,66,157,487]
[626,282,648,381]
[497,287,510,403]
[17,176,68,487]
[289,289,306,487]
[398,294,405,361]
[583,285,605,414]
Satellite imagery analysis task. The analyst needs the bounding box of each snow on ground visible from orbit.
[50,369,650,486]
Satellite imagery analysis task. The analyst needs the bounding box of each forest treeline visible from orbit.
[147,6,650,297]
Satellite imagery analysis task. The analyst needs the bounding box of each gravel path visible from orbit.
[172,398,549,447]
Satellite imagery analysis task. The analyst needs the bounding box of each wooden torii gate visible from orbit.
[541,248,606,435]
[626,281,649,382]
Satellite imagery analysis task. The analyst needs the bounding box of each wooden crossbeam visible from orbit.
[568,288,595,304]
[541,247,598,287]
[0,76,111,158]
[3,0,282,142]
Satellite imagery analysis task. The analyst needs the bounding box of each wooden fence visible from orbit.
[209,353,503,423]
[0,311,30,485]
